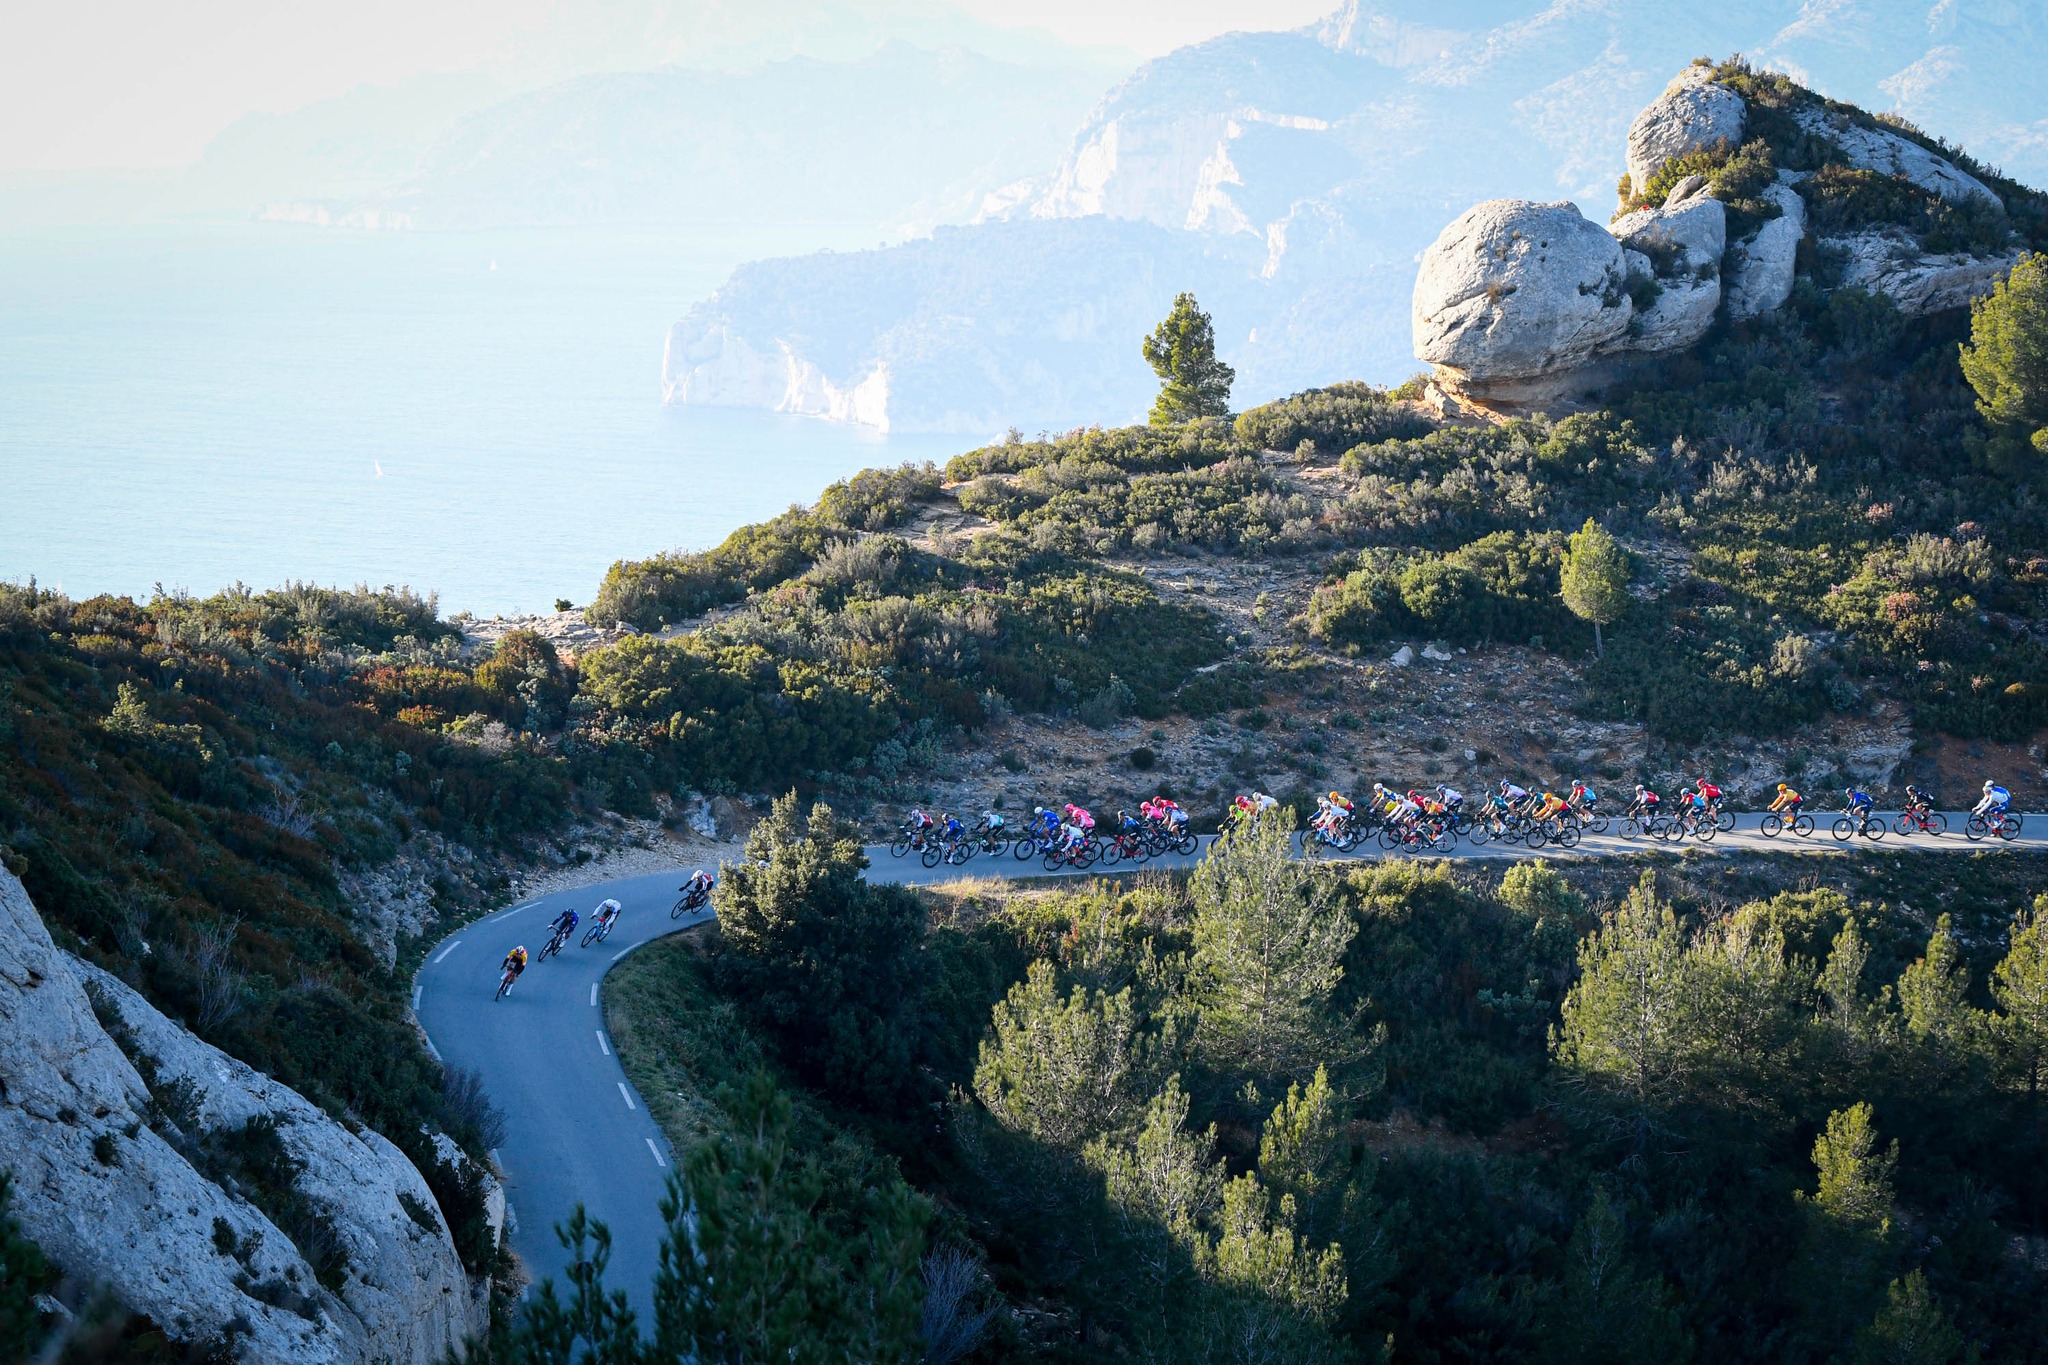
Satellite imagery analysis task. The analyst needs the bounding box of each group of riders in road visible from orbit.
[493,778,2019,994]
[495,868,717,999]
[892,777,2021,866]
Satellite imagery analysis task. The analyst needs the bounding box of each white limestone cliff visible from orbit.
[1625,65,1746,192]
[1724,179,1807,319]
[0,867,484,1363]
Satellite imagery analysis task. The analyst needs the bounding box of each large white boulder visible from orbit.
[1793,107,2003,210]
[0,868,483,1364]
[1725,180,1809,319]
[1412,199,1632,388]
[1611,193,1727,352]
[1827,230,2024,314]
[1626,67,1747,193]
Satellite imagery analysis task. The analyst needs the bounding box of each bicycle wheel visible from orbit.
[1716,809,1736,833]
[1525,824,1546,849]
[1555,822,1580,849]
[1585,815,1609,835]
[1862,820,1885,842]
[1924,812,1947,836]
[1014,837,1039,861]
[1099,839,1123,867]
[1468,819,1493,846]
[946,842,972,866]
[1377,827,1401,852]
[1620,817,1644,841]
[1042,849,1063,872]
[1762,813,1784,838]
[1965,815,1989,842]
[1833,817,1855,842]
[1791,814,1813,836]
[581,925,600,947]
[920,845,943,868]
[889,837,912,858]
[1996,815,2020,841]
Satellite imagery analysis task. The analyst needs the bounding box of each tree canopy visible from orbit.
[1142,292,1235,425]
[1958,252,2048,458]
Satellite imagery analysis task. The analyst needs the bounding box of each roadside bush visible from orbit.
[586,508,834,629]
[1307,531,1581,650]
[817,461,943,531]
[1233,382,1433,455]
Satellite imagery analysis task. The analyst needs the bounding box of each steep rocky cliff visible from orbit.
[0,867,486,1362]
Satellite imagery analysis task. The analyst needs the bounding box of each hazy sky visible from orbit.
[3,0,1336,173]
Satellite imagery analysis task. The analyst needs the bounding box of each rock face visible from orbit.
[0,868,483,1363]
[1827,230,2024,314]
[1724,179,1808,319]
[1611,193,1726,352]
[1412,200,1632,390]
[1625,66,1746,193]
[1793,106,2002,210]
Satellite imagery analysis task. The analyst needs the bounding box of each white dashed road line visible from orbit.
[596,1031,610,1056]
[617,1082,636,1111]
[646,1138,667,1168]
[610,947,630,962]
[433,939,463,964]
[589,983,598,1007]
[425,1036,442,1061]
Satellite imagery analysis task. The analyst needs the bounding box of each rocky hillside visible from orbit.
[662,0,2048,432]
[0,868,491,1361]
[1413,60,2043,409]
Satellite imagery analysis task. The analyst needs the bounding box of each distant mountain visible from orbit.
[666,0,2048,433]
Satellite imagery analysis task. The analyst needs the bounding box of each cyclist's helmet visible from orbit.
[1328,790,1342,802]
[1777,783,1788,792]
[1985,779,1996,791]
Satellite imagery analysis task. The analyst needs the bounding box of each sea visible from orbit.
[0,223,967,618]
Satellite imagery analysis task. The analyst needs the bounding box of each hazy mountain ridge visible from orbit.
[667,0,2048,433]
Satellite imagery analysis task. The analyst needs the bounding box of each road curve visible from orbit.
[416,809,2037,1316]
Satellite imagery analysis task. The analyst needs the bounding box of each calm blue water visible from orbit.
[0,225,966,616]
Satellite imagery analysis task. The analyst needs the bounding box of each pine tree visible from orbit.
[1189,809,1355,1088]
[1958,251,2048,458]
[1559,518,1631,658]
[1547,1186,1693,1364]
[1848,1272,1968,1365]
[1807,1102,1897,1231]
[1553,873,1693,1105]
[1896,914,1980,1079]
[1991,897,2048,1099]
[974,960,1165,1149]
[1143,292,1235,425]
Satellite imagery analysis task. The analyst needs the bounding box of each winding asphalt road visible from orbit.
[414,809,2040,1318]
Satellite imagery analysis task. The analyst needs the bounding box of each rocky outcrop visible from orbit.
[1611,192,1726,352]
[1412,200,1632,393]
[1625,66,1746,193]
[0,868,483,1363]
[1827,230,2024,314]
[1724,179,1807,319]
[1792,106,2002,210]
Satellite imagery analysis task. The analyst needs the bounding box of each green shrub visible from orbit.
[1233,382,1433,455]
[816,462,943,531]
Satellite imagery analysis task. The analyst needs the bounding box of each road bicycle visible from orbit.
[1619,806,1667,840]
[671,885,711,919]
[537,923,573,961]
[1831,809,1886,842]
[921,836,974,868]
[1660,808,1717,842]
[1041,837,1100,872]
[1892,806,1947,837]
[1525,817,1580,850]
[1965,810,2022,842]
[1144,822,1200,857]
[580,914,617,947]
[1378,818,1455,855]
[887,823,935,858]
[1760,807,1815,838]
[1097,830,1152,866]
[494,967,520,1001]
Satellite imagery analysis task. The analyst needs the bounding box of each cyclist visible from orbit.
[1768,783,1803,816]
[1116,808,1143,838]
[1499,779,1533,820]
[904,808,934,848]
[1844,786,1876,830]
[1064,802,1096,834]
[1903,784,1935,814]
[1532,790,1570,823]
[1975,780,2012,819]
[1567,780,1598,814]
[1694,778,1723,817]
[1030,805,1061,844]
[591,898,622,932]
[941,811,965,846]
[680,868,715,908]
[547,906,579,945]
[1388,788,1423,827]
[1055,811,1089,855]
[1436,784,1464,817]
[977,808,1005,839]
[499,944,529,992]
[1630,784,1660,817]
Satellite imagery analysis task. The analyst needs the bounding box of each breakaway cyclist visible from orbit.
[1903,784,1935,813]
[1844,786,1876,829]
[590,898,621,933]
[1769,783,1803,816]
[499,944,529,994]
[1975,780,2011,819]
[547,906,579,945]
[1629,784,1660,819]
[679,868,715,909]
[1437,784,1464,817]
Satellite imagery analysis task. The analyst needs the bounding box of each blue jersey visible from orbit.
[1987,786,2011,807]
[1846,790,1872,807]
